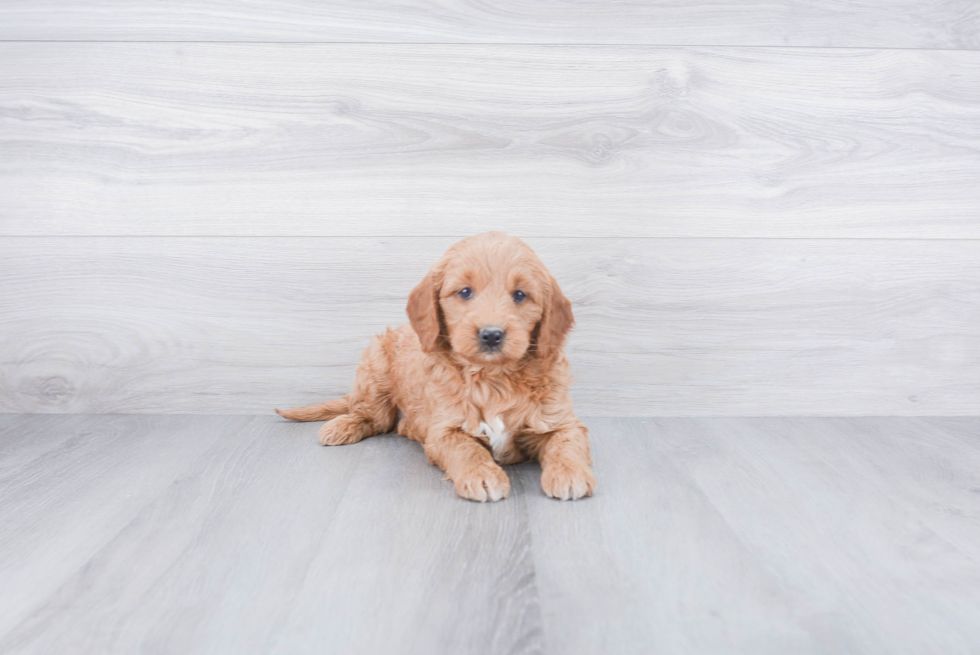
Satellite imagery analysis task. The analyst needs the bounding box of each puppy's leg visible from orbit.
[537,422,596,500]
[423,428,510,502]
[318,337,397,446]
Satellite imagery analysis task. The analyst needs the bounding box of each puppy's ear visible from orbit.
[407,269,445,352]
[535,275,574,358]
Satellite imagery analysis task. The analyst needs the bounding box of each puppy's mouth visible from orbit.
[473,340,519,362]
[466,343,530,365]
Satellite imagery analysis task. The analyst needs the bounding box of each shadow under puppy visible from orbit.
[277,231,595,502]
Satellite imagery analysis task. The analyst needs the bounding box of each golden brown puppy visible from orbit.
[276,232,595,502]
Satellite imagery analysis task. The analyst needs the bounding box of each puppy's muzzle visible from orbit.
[478,326,506,352]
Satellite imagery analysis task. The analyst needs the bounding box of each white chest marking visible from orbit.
[478,416,511,461]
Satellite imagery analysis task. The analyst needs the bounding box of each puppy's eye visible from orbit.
[512,290,527,303]
[458,287,473,300]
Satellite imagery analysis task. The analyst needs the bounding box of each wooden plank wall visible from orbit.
[1,3,978,416]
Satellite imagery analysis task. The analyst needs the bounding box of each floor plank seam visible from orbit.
[262,426,367,651]
[512,467,548,655]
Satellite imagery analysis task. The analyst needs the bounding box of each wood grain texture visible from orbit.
[3,415,980,653]
[514,417,821,654]
[3,44,980,238]
[2,237,978,416]
[645,416,980,653]
[0,414,67,482]
[0,416,540,655]
[267,434,541,655]
[0,1,977,48]
[0,416,363,654]
[0,414,252,641]
[516,417,980,654]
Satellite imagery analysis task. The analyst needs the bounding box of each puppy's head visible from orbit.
[407,232,573,363]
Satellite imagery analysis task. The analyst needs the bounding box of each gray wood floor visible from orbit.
[1,415,978,654]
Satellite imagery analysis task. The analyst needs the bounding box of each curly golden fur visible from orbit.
[276,232,596,502]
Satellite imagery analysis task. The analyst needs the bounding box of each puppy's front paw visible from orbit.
[541,461,596,500]
[454,463,511,502]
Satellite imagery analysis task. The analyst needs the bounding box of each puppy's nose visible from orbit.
[479,327,505,349]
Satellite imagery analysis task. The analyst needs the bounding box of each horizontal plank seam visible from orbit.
[3,413,978,419]
[3,235,980,241]
[0,40,977,53]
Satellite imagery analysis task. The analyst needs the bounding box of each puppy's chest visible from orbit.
[460,377,548,462]
[474,415,512,462]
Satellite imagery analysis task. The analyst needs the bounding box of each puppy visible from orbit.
[277,231,595,502]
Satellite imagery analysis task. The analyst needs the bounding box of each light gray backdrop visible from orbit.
[1,2,978,416]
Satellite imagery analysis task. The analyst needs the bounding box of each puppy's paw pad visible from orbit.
[454,465,510,502]
[541,462,596,500]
